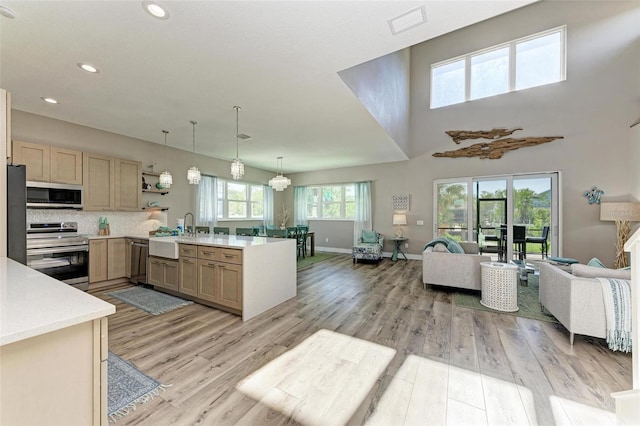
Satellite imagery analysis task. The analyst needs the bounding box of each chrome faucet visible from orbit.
[184,212,194,236]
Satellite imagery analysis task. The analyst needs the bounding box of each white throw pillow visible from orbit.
[570,264,631,280]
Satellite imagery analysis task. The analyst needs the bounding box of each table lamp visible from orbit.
[393,214,407,238]
[600,202,640,268]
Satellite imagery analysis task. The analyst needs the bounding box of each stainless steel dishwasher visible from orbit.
[128,238,149,285]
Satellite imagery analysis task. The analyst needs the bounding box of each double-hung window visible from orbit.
[217,179,264,220]
[431,26,566,108]
[306,184,355,220]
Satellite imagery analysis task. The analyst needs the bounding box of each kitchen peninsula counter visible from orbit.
[0,257,114,425]
[148,235,296,321]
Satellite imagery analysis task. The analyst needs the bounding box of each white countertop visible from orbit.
[151,234,290,249]
[0,258,115,346]
[87,234,150,240]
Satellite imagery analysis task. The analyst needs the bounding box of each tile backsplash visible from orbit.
[27,210,168,236]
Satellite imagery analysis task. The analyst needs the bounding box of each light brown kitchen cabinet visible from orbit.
[148,256,179,292]
[107,238,126,280]
[50,146,83,184]
[12,141,49,181]
[83,153,115,211]
[115,159,141,211]
[12,141,83,184]
[89,240,108,283]
[90,238,127,283]
[196,251,242,310]
[178,244,198,297]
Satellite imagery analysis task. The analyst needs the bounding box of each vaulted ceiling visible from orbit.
[0,1,536,173]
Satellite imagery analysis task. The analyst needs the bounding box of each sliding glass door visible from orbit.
[434,172,559,261]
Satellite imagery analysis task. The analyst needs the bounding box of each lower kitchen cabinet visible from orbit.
[107,238,126,280]
[196,259,242,310]
[149,256,178,292]
[89,238,127,284]
[89,240,108,283]
[178,256,198,297]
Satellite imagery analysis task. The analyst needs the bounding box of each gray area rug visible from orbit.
[108,352,168,421]
[106,286,193,315]
[454,274,558,323]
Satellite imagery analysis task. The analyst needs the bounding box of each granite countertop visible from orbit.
[0,258,115,346]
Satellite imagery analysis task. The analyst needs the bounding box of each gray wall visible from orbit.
[339,48,411,157]
[10,111,285,229]
[291,1,640,266]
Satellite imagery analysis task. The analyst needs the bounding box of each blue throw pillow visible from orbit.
[362,230,378,243]
[446,239,465,254]
[587,257,606,268]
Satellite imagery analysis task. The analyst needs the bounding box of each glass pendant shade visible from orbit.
[188,120,200,185]
[268,156,291,191]
[187,166,201,184]
[159,170,173,187]
[231,106,245,180]
[230,159,244,180]
[159,130,172,188]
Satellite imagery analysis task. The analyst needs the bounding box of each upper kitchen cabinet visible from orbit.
[12,141,82,184]
[84,153,142,212]
[115,159,141,211]
[83,153,115,211]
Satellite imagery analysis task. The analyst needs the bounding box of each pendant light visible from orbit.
[268,156,291,191]
[187,120,201,185]
[230,105,245,180]
[159,130,173,188]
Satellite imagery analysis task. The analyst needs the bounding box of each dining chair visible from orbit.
[266,229,287,238]
[526,226,550,258]
[513,225,526,260]
[213,226,230,235]
[296,227,308,258]
[236,227,257,236]
[195,226,210,234]
[266,224,277,230]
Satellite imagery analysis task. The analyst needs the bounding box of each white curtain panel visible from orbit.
[263,185,275,228]
[354,181,372,244]
[294,186,308,225]
[196,175,218,230]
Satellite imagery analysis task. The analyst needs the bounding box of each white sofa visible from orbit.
[538,262,630,345]
[422,242,491,291]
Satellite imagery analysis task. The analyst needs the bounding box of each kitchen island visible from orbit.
[0,257,115,425]
[148,234,296,321]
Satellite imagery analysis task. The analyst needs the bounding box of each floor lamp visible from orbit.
[600,202,640,268]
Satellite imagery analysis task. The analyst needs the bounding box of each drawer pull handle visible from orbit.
[208,262,216,267]
[202,251,214,255]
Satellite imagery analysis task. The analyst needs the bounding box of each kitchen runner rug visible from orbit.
[106,286,193,315]
[453,274,558,323]
[108,352,169,422]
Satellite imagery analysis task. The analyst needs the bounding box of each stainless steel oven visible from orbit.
[26,222,89,290]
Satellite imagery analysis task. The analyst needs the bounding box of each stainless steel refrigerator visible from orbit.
[7,164,26,264]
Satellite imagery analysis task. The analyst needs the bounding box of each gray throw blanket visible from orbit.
[596,278,632,352]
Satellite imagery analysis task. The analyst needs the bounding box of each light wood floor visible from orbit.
[93,255,632,425]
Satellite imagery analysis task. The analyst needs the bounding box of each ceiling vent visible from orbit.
[388,6,427,36]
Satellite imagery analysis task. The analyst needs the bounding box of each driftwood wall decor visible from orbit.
[445,128,522,144]
[433,136,564,159]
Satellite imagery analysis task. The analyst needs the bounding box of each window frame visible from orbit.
[430,26,566,109]
[306,183,356,221]
[217,179,264,220]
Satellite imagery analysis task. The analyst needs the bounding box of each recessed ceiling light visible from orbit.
[388,6,427,36]
[41,97,59,104]
[142,1,169,20]
[77,63,99,73]
[0,5,16,19]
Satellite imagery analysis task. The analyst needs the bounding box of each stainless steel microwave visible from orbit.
[26,181,84,209]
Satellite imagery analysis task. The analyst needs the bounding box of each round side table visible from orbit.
[480,262,519,312]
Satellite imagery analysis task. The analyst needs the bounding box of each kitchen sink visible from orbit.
[149,237,179,259]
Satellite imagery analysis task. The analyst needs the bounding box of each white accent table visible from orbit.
[480,262,519,312]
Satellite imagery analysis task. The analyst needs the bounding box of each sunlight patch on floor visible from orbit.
[236,329,396,425]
